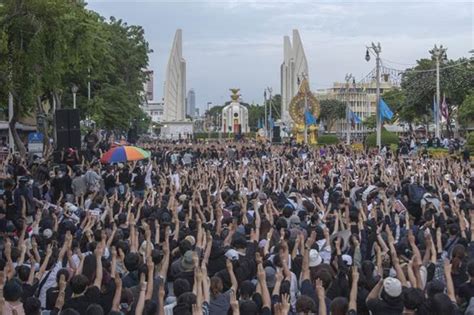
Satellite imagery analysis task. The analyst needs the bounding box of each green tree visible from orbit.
[319,99,346,132]
[362,114,376,129]
[459,90,474,129]
[0,1,150,154]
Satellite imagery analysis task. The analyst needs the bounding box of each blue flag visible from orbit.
[305,109,317,125]
[379,98,394,121]
[349,110,362,125]
[257,118,263,129]
[433,96,438,122]
[268,117,274,129]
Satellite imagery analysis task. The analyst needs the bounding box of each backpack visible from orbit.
[408,184,426,204]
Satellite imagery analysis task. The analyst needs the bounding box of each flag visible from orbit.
[268,117,274,129]
[257,118,263,129]
[305,109,317,125]
[433,95,438,124]
[379,98,393,121]
[440,94,449,121]
[349,109,362,127]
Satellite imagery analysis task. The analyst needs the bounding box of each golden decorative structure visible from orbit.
[230,88,240,101]
[288,78,320,144]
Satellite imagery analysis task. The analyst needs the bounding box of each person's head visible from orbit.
[85,304,103,315]
[56,268,70,285]
[70,274,90,295]
[296,295,316,314]
[124,252,141,272]
[403,288,424,311]
[467,260,474,279]
[430,293,455,315]
[382,277,402,301]
[239,280,255,299]
[210,276,223,297]
[23,297,41,315]
[3,278,23,302]
[330,297,349,315]
[173,278,191,298]
[16,264,31,282]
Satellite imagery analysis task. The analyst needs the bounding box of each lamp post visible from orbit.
[299,73,308,145]
[365,42,382,148]
[266,87,273,141]
[429,45,447,140]
[71,84,79,109]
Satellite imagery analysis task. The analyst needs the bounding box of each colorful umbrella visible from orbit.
[100,146,151,163]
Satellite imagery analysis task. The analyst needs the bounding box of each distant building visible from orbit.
[142,102,164,123]
[186,89,196,118]
[163,29,186,121]
[221,89,249,134]
[144,70,154,101]
[316,79,396,139]
[281,30,309,125]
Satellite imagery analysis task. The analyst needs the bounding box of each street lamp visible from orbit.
[365,42,382,148]
[71,84,79,109]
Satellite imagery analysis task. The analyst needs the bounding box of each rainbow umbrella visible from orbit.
[100,146,151,163]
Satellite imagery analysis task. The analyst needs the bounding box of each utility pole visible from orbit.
[430,45,447,140]
[8,92,14,152]
[264,90,268,138]
[365,43,382,148]
[345,74,353,145]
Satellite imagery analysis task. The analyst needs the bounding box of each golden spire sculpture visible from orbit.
[230,88,240,101]
[288,77,320,144]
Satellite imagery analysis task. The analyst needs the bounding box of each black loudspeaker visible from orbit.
[272,126,281,143]
[55,109,81,150]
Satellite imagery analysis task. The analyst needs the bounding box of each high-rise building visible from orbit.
[144,70,154,101]
[163,29,186,121]
[186,89,196,118]
[281,30,309,125]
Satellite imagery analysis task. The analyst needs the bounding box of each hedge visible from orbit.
[193,132,256,140]
[366,128,399,147]
[318,135,339,145]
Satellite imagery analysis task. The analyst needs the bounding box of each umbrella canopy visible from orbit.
[100,146,151,163]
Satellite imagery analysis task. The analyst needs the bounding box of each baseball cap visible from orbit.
[342,254,353,266]
[265,266,276,288]
[383,277,402,298]
[309,249,322,267]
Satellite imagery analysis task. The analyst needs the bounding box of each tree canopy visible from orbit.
[0,0,151,154]
[319,99,346,132]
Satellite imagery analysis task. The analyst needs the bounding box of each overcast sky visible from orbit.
[87,0,473,112]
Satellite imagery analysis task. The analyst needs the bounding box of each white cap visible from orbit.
[383,277,402,297]
[309,249,322,267]
[342,254,353,266]
[225,249,240,261]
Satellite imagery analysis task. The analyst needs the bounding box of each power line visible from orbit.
[382,59,470,74]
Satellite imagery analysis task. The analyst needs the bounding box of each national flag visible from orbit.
[257,118,263,129]
[349,109,362,127]
[440,94,449,121]
[305,109,317,125]
[379,98,393,121]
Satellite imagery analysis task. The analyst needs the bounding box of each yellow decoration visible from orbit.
[288,78,320,144]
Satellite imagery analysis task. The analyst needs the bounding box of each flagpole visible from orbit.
[366,43,382,149]
[430,45,447,140]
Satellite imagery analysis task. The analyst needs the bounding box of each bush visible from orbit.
[193,132,257,140]
[366,128,399,147]
[318,135,339,145]
[427,147,450,159]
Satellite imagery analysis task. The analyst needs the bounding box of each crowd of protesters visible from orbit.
[0,135,473,315]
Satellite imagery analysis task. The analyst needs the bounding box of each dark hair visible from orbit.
[174,278,191,298]
[86,304,104,315]
[70,274,90,294]
[56,268,70,284]
[16,264,31,282]
[61,309,81,315]
[296,295,316,313]
[3,278,23,302]
[23,297,41,315]
[124,252,140,272]
[330,297,349,315]
[403,288,424,310]
[467,260,474,277]
[430,293,455,315]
